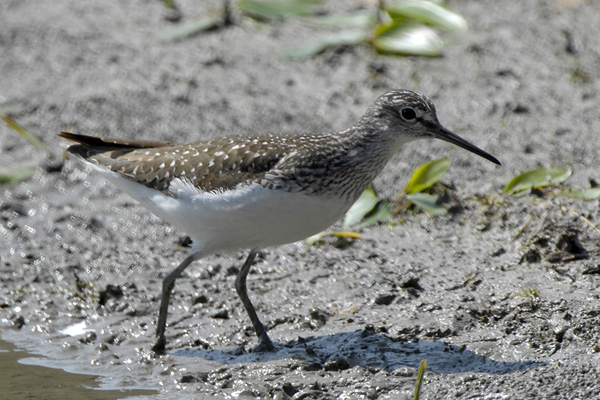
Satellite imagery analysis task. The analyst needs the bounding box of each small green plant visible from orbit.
[511,287,540,309]
[286,0,467,58]
[562,187,600,200]
[401,157,450,215]
[156,16,223,41]
[345,158,451,229]
[343,186,395,229]
[158,0,468,58]
[0,166,35,185]
[511,287,539,299]
[238,0,320,20]
[0,115,52,185]
[157,0,321,41]
[505,167,571,194]
[306,186,393,245]
[505,166,600,200]
[414,359,427,400]
[1,115,48,152]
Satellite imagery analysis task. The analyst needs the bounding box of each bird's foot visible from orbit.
[253,334,276,352]
[152,335,167,354]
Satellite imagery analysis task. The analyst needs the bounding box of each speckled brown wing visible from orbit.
[60,132,296,194]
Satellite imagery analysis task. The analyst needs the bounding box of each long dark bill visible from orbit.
[433,126,501,165]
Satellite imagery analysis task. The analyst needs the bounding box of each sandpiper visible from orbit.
[60,89,500,352]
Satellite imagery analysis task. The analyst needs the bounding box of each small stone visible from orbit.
[374,293,396,305]
[211,309,229,319]
[323,358,350,371]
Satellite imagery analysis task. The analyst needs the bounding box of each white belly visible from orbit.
[99,168,353,254]
[180,185,351,253]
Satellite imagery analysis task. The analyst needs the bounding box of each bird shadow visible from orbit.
[173,328,544,374]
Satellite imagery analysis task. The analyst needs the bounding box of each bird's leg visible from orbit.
[235,250,275,352]
[152,253,196,354]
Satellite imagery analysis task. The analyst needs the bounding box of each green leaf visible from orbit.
[156,16,221,41]
[371,22,443,57]
[344,187,379,227]
[1,114,47,151]
[404,158,451,194]
[283,30,368,58]
[306,231,327,245]
[352,201,394,230]
[0,166,35,185]
[505,167,572,194]
[343,188,394,230]
[562,188,600,200]
[406,193,446,215]
[238,0,321,21]
[301,13,376,28]
[386,0,468,32]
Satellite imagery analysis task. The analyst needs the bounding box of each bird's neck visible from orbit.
[301,125,412,202]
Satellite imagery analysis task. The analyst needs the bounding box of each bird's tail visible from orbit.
[59,132,173,159]
[59,131,173,149]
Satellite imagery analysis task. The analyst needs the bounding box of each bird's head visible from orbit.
[359,89,500,165]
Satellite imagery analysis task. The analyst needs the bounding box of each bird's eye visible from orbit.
[400,107,417,122]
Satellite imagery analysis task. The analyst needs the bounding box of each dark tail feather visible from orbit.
[59,132,173,149]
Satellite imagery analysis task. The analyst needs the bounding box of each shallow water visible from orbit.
[0,336,156,400]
